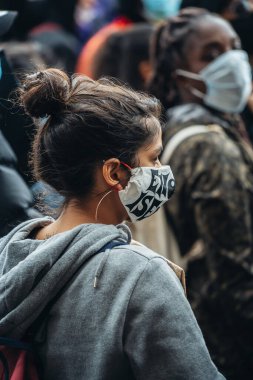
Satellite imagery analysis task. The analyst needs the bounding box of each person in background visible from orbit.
[76,0,182,78]
[75,0,140,78]
[0,0,47,39]
[0,11,41,237]
[149,8,253,379]
[230,8,253,144]
[0,0,78,38]
[0,68,225,380]
[0,39,64,215]
[0,40,50,183]
[1,41,48,80]
[74,0,118,43]
[94,24,153,90]
[179,1,253,144]
[142,0,182,21]
[0,0,81,74]
[28,26,81,74]
[180,0,252,19]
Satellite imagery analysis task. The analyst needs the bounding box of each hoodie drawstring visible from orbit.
[94,249,111,288]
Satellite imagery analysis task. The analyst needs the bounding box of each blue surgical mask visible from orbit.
[143,0,182,21]
[0,59,2,81]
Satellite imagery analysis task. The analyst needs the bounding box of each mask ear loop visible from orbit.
[190,86,205,99]
[120,161,132,171]
[176,69,206,98]
[95,189,113,222]
[176,69,202,81]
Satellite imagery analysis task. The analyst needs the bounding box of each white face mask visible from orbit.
[176,50,252,113]
[118,165,175,222]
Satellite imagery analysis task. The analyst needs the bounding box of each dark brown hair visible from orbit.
[20,68,161,200]
[180,0,232,14]
[148,8,214,108]
[94,24,154,91]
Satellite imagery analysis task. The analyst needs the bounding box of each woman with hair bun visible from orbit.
[0,68,224,380]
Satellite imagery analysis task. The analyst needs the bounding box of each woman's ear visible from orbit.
[102,158,125,190]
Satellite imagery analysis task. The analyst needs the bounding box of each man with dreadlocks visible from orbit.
[148,7,253,380]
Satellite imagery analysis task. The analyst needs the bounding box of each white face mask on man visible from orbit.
[176,49,252,113]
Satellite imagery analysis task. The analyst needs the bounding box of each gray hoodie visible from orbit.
[0,217,225,380]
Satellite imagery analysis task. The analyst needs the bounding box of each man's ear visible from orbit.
[102,158,124,190]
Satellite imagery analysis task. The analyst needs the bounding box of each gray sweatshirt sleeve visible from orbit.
[123,257,225,380]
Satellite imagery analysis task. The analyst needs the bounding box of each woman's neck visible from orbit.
[35,193,126,240]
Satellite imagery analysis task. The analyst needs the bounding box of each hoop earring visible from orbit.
[95,190,113,222]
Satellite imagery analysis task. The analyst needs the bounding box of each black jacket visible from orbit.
[0,130,40,237]
[0,49,41,237]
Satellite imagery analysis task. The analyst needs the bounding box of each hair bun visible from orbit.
[21,68,71,118]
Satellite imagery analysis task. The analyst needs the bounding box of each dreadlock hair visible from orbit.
[180,0,232,14]
[148,7,213,109]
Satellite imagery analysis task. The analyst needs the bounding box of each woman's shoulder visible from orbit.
[111,241,168,263]
[107,242,185,289]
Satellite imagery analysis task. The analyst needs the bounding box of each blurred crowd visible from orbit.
[1,1,253,379]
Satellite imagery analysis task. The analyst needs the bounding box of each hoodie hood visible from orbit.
[0,217,131,338]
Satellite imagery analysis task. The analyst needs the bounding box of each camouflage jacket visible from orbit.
[163,103,253,379]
